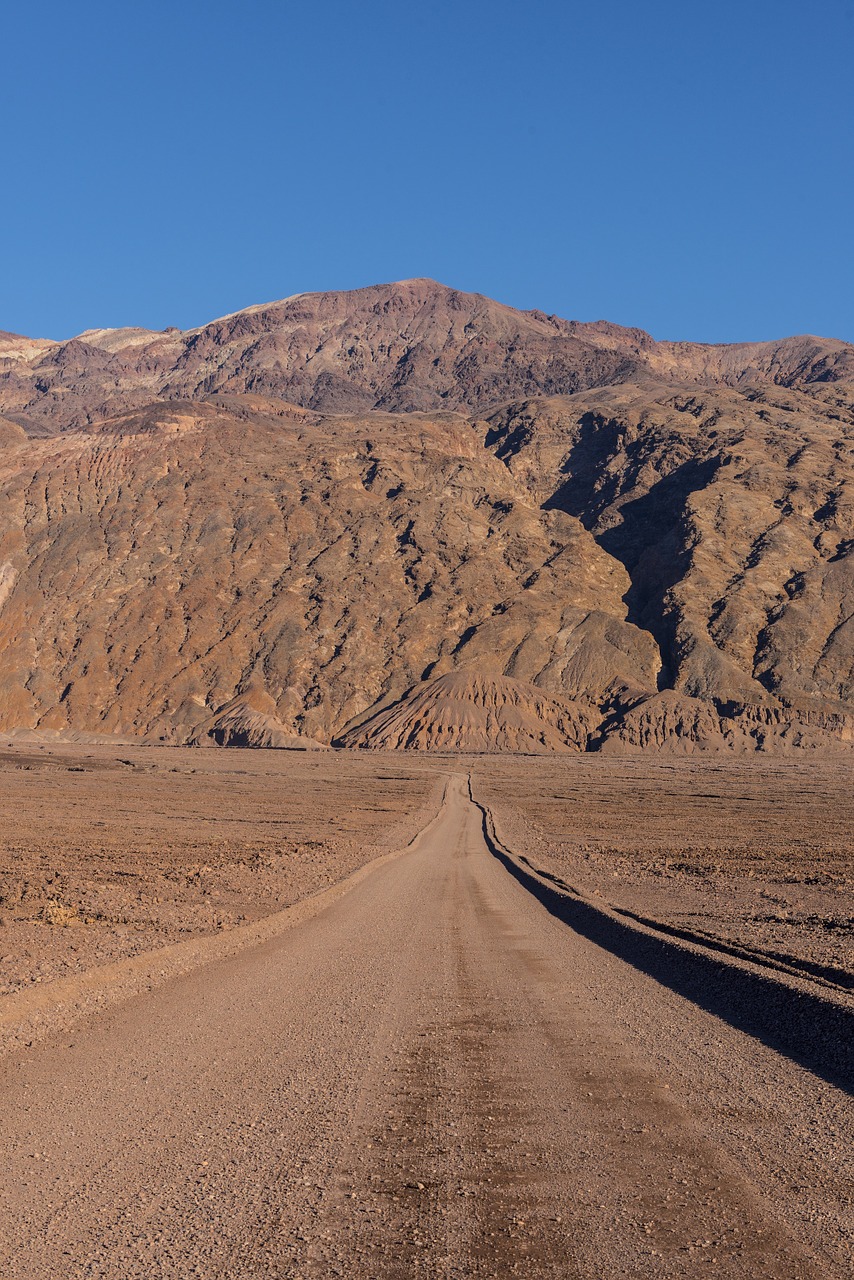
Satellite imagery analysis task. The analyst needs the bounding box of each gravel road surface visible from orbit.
[1,773,850,1277]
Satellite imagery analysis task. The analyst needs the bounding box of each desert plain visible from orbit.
[0,743,850,1278]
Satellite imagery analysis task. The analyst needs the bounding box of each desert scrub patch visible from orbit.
[41,899,84,927]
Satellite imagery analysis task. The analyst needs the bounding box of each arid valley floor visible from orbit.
[0,745,850,1278]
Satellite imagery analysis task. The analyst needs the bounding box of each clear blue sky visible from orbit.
[2,1,852,343]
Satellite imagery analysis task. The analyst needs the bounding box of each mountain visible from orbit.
[0,281,851,751]
[3,278,853,435]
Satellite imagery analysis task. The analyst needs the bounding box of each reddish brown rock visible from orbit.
[0,281,851,750]
[337,671,595,753]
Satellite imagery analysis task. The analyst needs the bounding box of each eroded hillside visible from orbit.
[0,281,851,750]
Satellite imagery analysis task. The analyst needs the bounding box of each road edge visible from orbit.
[467,775,854,1091]
[0,774,453,1056]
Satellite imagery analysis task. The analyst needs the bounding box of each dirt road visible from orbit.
[1,774,850,1278]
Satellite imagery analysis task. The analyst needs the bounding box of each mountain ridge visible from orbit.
[3,279,853,437]
[7,277,848,357]
[0,280,851,751]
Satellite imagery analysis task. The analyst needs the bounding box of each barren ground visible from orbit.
[0,744,439,1004]
[471,755,853,987]
[0,749,851,1278]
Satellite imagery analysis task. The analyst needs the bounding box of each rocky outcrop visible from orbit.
[595,693,854,754]
[337,672,594,753]
[191,692,328,749]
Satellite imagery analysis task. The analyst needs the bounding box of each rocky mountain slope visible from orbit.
[0,281,851,751]
[3,278,853,434]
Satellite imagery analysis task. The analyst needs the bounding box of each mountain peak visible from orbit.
[1,281,852,439]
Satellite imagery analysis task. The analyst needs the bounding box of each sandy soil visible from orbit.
[0,770,850,1279]
[0,744,440,1002]
[471,755,853,990]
